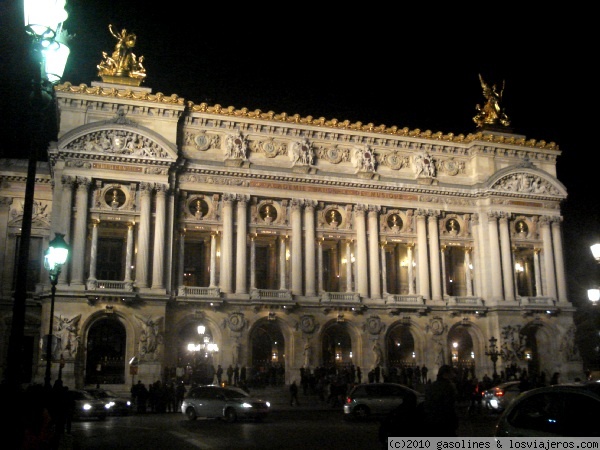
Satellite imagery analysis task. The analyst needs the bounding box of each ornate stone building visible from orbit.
[0,72,582,389]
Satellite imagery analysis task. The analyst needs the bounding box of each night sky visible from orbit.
[1,2,597,307]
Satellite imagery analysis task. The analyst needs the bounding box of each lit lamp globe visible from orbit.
[44,233,70,280]
[24,0,71,83]
[589,288,600,306]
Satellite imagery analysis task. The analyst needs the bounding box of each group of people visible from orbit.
[130,379,186,414]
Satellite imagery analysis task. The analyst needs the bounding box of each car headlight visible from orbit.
[126,401,131,406]
[266,402,271,408]
[241,402,252,408]
[490,399,499,408]
[83,403,92,411]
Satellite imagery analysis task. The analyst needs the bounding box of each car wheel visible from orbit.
[353,405,370,419]
[224,407,237,423]
[186,407,197,421]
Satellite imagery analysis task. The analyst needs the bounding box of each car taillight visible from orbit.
[345,397,352,404]
[496,389,505,397]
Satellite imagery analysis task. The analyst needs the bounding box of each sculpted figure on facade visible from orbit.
[54,314,81,359]
[289,138,314,165]
[413,152,436,178]
[225,131,248,160]
[135,315,164,361]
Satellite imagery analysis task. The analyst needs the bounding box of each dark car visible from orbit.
[68,389,109,421]
[181,385,270,423]
[84,387,132,416]
[494,382,600,437]
[344,383,424,420]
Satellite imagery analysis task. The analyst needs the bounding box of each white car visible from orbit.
[483,381,522,412]
[494,383,600,437]
[181,385,270,422]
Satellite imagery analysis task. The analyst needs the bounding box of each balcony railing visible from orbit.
[86,280,134,292]
[385,294,427,313]
[177,286,221,299]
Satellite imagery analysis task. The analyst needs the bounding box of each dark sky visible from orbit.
[1,2,597,305]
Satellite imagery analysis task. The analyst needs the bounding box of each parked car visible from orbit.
[483,380,522,412]
[84,387,132,416]
[494,383,600,437]
[68,389,109,421]
[181,385,270,422]
[344,383,424,420]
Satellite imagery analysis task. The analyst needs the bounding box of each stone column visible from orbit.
[533,248,542,297]
[380,244,387,296]
[58,176,74,285]
[551,217,568,303]
[354,205,369,298]
[428,212,442,301]
[499,214,515,301]
[210,232,218,288]
[407,243,415,295]
[487,212,503,301]
[465,247,473,296]
[540,216,557,299]
[368,206,381,299]
[346,240,353,292]
[71,177,91,286]
[416,210,429,300]
[291,199,303,295]
[88,219,99,282]
[304,201,316,296]
[177,229,185,288]
[250,235,256,290]
[279,235,287,290]
[235,195,249,294]
[317,239,324,294]
[124,222,134,283]
[220,194,235,293]
[151,184,167,289]
[135,182,153,288]
[440,245,448,297]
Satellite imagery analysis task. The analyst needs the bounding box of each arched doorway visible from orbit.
[447,326,475,379]
[250,320,285,386]
[177,322,218,385]
[321,322,352,372]
[385,325,414,383]
[85,317,126,385]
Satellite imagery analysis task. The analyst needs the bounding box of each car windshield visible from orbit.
[222,389,248,399]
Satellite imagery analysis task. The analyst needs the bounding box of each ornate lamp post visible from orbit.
[43,233,70,388]
[485,336,502,377]
[588,243,600,305]
[6,0,71,388]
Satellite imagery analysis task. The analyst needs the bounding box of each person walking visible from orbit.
[289,380,300,406]
[423,365,459,436]
[216,365,223,386]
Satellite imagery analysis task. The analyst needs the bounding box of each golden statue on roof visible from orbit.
[473,74,510,128]
[97,24,146,86]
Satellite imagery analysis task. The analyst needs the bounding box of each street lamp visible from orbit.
[485,336,503,377]
[6,0,72,388]
[589,243,600,306]
[43,233,70,388]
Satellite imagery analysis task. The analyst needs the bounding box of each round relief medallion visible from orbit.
[262,141,277,158]
[194,134,210,151]
[386,152,403,170]
[227,313,245,331]
[299,315,316,334]
[443,159,459,176]
[325,147,343,164]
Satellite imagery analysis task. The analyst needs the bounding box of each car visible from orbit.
[494,383,600,437]
[67,389,110,421]
[343,382,424,420]
[84,387,132,416]
[181,384,270,422]
[482,380,522,412]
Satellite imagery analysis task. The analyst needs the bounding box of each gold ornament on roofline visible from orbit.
[473,73,510,129]
[97,24,146,86]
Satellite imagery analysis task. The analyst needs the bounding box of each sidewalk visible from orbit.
[249,384,337,412]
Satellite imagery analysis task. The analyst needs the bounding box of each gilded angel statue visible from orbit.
[473,74,510,128]
[97,24,146,84]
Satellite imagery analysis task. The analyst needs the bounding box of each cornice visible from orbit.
[55,82,559,152]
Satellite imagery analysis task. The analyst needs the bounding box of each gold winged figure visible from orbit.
[473,74,510,128]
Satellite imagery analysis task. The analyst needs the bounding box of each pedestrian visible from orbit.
[356,366,362,384]
[421,365,428,384]
[226,365,234,386]
[289,380,300,406]
[423,364,459,436]
[550,372,560,385]
[216,365,223,386]
[234,364,240,386]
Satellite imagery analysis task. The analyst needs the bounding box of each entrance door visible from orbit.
[85,317,126,385]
